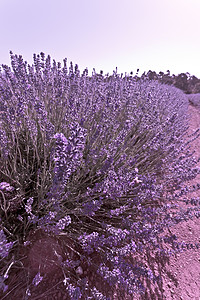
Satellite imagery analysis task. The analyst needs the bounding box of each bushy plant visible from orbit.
[0,51,200,299]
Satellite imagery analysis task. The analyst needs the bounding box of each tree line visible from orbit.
[138,70,200,94]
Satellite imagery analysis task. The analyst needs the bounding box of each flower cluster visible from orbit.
[32,272,43,286]
[0,230,14,259]
[51,122,87,186]
[0,182,15,192]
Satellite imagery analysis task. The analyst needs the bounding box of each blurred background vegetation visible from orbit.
[90,69,200,94]
[99,69,200,95]
[135,70,200,95]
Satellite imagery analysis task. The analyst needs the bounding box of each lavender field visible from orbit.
[0,52,200,299]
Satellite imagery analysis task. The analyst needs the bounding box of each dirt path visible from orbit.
[129,103,200,300]
[161,103,200,300]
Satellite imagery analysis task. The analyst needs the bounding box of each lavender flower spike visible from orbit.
[32,272,44,286]
[0,230,14,259]
[0,182,15,192]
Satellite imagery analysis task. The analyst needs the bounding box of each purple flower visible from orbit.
[25,197,34,214]
[90,286,108,299]
[65,284,82,300]
[0,276,8,293]
[50,122,87,189]
[0,230,14,259]
[32,272,43,286]
[0,182,15,192]
[110,205,129,217]
[56,215,71,230]
[80,199,102,216]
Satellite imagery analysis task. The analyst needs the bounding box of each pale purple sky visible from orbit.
[0,0,200,77]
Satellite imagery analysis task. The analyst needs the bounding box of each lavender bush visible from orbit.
[0,51,200,299]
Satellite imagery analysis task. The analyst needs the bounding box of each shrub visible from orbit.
[0,51,200,299]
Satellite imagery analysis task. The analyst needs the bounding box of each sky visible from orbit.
[0,0,200,78]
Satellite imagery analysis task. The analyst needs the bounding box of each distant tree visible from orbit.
[187,75,199,93]
[140,71,147,80]
[158,71,164,81]
[161,70,174,86]
[147,70,158,80]
[193,81,200,94]
[112,68,200,95]
[174,73,188,92]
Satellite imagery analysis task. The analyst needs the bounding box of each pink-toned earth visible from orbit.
[133,101,200,300]
[160,102,200,300]
[1,100,200,300]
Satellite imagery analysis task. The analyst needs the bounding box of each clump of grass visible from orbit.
[0,51,200,299]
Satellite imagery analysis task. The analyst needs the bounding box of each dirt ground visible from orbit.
[161,102,200,300]
[134,101,200,300]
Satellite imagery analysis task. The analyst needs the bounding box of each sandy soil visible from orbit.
[160,103,200,300]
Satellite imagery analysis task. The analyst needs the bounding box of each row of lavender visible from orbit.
[0,51,200,299]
